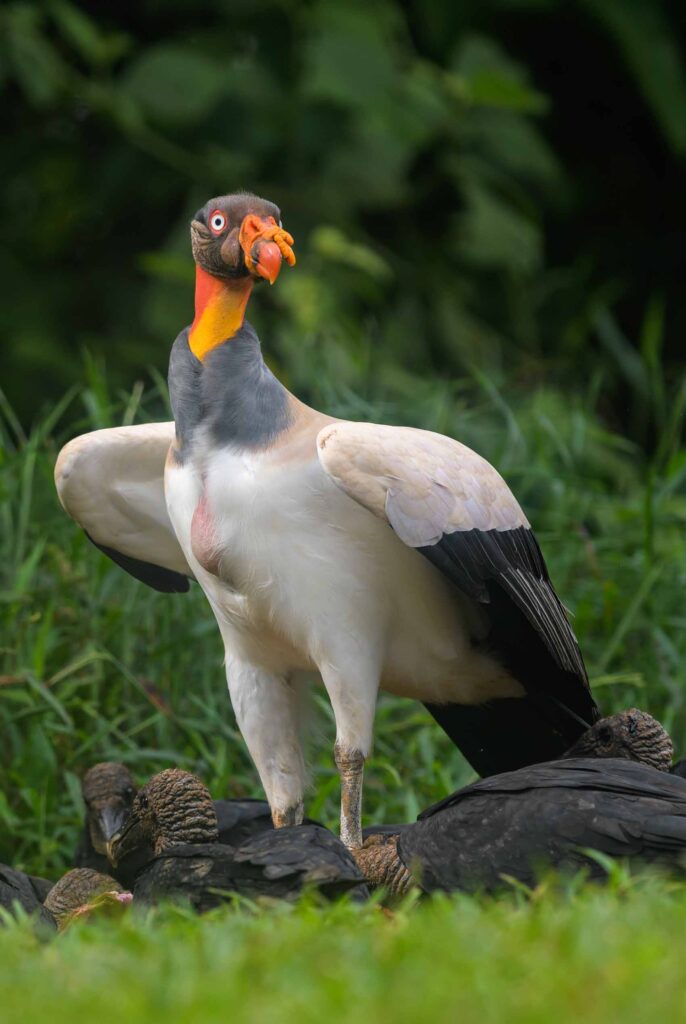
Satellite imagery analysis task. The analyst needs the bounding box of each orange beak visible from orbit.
[239,214,296,285]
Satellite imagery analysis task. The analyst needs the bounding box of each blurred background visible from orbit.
[2,0,685,436]
[1,0,686,872]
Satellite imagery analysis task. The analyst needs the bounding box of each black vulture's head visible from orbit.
[565,708,673,771]
[44,867,132,931]
[82,762,137,855]
[190,192,295,284]
[107,768,218,864]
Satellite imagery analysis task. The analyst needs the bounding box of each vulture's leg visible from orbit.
[334,743,365,850]
[226,658,307,827]
[321,666,377,850]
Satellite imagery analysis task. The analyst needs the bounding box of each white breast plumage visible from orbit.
[165,441,520,707]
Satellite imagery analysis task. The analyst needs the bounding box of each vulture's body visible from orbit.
[108,770,366,907]
[132,826,367,909]
[0,864,55,927]
[359,759,686,895]
[55,192,598,847]
[214,798,391,846]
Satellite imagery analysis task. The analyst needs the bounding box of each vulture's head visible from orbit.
[44,868,132,931]
[565,708,673,771]
[108,768,218,864]
[190,192,295,285]
[82,762,137,855]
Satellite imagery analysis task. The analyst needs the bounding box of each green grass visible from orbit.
[1,344,686,1022]
[4,876,686,1024]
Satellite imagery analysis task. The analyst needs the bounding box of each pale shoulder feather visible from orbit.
[316,421,528,547]
[55,422,192,579]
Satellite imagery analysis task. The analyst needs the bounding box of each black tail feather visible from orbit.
[424,695,585,778]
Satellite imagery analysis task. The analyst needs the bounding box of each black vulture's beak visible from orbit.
[96,805,129,845]
[107,813,145,867]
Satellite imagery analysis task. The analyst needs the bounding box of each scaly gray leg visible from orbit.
[334,742,365,849]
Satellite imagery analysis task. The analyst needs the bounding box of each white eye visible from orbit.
[209,210,227,234]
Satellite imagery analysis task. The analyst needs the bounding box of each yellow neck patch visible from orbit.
[188,267,253,361]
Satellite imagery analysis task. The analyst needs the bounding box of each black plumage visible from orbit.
[214,798,320,846]
[109,769,366,908]
[171,793,396,848]
[171,323,294,455]
[86,533,190,593]
[75,763,323,876]
[134,826,366,910]
[421,526,599,776]
[73,829,110,876]
[25,873,54,902]
[0,864,55,928]
[397,758,686,894]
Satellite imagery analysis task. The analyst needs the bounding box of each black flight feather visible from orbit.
[86,532,190,594]
[418,526,598,777]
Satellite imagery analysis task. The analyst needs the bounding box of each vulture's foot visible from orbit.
[353,834,414,897]
[271,802,304,829]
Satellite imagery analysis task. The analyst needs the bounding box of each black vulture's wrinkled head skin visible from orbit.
[44,867,132,930]
[565,708,673,771]
[190,192,294,283]
[82,762,137,855]
[108,769,219,864]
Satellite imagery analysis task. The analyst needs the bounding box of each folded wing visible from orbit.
[317,421,598,775]
[55,423,193,593]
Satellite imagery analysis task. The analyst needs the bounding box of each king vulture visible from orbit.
[55,192,598,849]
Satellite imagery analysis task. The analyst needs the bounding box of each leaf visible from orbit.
[4,5,68,106]
[303,4,399,108]
[310,226,392,281]
[451,34,549,114]
[457,178,542,274]
[120,44,229,124]
[49,0,131,68]
[460,110,561,188]
[587,0,686,154]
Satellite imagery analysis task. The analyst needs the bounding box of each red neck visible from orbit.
[188,267,253,361]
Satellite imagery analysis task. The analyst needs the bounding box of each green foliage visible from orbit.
[586,0,686,154]
[1,336,685,877]
[1,3,686,1009]
[1,0,684,431]
[3,877,686,1022]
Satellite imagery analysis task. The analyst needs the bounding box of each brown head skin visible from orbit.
[564,708,673,771]
[44,868,132,931]
[82,762,137,855]
[190,193,295,285]
[108,769,219,866]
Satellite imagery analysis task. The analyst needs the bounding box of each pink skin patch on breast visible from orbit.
[191,491,222,576]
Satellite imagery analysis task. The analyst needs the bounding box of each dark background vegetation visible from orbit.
[1,0,686,875]
[2,0,685,438]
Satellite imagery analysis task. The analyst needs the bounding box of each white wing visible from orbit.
[317,421,528,546]
[317,421,590,687]
[55,422,193,591]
